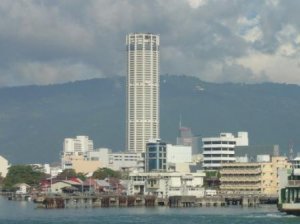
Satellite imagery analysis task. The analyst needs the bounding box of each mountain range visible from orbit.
[1,75,300,164]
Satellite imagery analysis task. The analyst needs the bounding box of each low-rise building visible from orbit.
[145,139,167,172]
[62,155,101,173]
[14,183,30,194]
[145,139,193,172]
[127,171,206,198]
[220,156,291,196]
[220,163,261,194]
[261,156,291,196]
[87,148,143,171]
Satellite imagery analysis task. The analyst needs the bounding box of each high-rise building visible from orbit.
[126,33,160,153]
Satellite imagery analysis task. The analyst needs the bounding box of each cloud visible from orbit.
[237,51,300,84]
[0,0,300,86]
[186,0,207,9]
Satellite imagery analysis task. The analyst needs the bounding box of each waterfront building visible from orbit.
[220,163,261,194]
[220,155,291,196]
[0,155,9,177]
[126,33,160,153]
[127,171,206,198]
[50,179,83,194]
[14,183,30,194]
[202,132,249,169]
[261,156,291,196]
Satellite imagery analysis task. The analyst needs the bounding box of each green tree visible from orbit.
[3,165,46,190]
[92,168,121,179]
[0,174,4,188]
[56,169,77,180]
[76,172,87,181]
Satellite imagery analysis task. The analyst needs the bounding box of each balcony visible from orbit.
[203,151,235,155]
[220,169,261,175]
[220,184,261,190]
[132,181,145,185]
[220,177,260,182]
[203,157,236,161]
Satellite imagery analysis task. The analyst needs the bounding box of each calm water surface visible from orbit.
[0,196,299,224]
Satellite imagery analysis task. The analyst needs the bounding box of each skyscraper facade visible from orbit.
[126,33,160,153]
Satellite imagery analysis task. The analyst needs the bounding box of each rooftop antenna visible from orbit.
[289,141,294,160]
[179,113,182,129]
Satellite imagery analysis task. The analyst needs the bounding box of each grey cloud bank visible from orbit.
[0,0,300,86]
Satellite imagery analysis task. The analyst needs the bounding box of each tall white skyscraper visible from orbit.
[126,33,160,153]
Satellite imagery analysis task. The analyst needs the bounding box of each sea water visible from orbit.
[0,197,299,224]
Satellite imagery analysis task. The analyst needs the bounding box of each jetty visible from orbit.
[36,193,274,209]
[0,191,32,201]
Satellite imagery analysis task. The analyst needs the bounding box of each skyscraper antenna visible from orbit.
[179,113,182,129]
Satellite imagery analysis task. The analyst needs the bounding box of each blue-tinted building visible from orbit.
[145,139,167,172]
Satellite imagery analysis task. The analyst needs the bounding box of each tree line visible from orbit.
[0,165,123,191]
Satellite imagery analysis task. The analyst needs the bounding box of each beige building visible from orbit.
[62,155,101,174]
[220,156,291,196]
[261,156,291,196]
[220,163,261,194]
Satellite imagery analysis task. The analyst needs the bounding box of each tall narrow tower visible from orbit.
[126,33,160,153]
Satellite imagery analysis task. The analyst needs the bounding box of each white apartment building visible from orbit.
[0,155,9,177]
[61,135,143,172]
[167,144,192,164]
[202,132,249,169]
[87,148,144,172]
[127,171,206,198]
[126,33,160,153]
[63,135,93,156]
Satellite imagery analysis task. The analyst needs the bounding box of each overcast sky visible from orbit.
[0,0,300,86]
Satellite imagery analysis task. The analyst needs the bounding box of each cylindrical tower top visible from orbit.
[126,33,160,46]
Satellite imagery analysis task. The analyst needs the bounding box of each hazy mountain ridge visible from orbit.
[1,75,300,164]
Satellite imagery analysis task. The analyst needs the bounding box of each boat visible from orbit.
[278,185,300,215]
[278,156,300,215]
